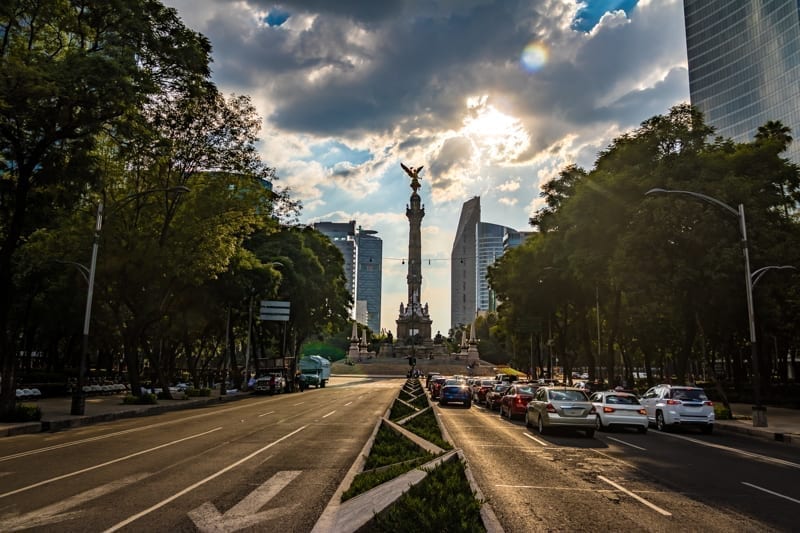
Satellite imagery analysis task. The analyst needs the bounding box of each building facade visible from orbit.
[684,0,800,163]
[451,197,481,331]
[356,228,382,333]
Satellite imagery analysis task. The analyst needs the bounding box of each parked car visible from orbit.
[499,383,539,420]
[485,383,511,411]
[640,384,715,433]
[589,391,648,433]
[253,374,285,395]
[526,386,597,437]
[439,383,472,407]
[472,379,497,405]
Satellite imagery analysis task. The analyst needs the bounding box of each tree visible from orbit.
[0,0,214,418]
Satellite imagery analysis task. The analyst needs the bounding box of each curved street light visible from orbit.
[71,186,190,415]
[645,187,769,426]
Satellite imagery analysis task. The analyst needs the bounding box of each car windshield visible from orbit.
[605,394,640,405]
[670,388,708,401]
[481,380,495,386]
[549,390,588,401]
[515,385,536,395]
[493,385,510,392]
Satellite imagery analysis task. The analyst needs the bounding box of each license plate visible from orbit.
[564,408,583,416]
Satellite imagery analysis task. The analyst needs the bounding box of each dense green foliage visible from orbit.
[361,458,485,533]
[364,422,433,470]
[487,105,800,400]
[403,407,452,450]
[0,1,351,419]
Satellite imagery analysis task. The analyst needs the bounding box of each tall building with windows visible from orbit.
[683,0,800,163]
[356,228,382,333]
[451,197,481,331]
[451,197,526,330]
[312,221,382,332]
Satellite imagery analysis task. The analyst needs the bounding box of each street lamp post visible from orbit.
[645,188,767,427]
[70,186,189,415]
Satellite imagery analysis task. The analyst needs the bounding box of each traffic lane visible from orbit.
[439,403,766,532]
[594,427,800,531]
[0,380,399,532]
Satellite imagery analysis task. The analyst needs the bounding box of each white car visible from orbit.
[640,385,715,433]
[589,391,648,433]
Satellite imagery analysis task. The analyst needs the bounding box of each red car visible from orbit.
[472,379,497,405]
[486,383,511,411]
[499,384,539,420]
[430,376,448,399]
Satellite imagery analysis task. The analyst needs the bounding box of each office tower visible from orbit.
[476,222,520,313]
[312,221,357,317]
[356,228,382,333]
[683,0,800,163]
[451,197,481,331]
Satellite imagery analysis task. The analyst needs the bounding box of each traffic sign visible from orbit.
[260,300,290,321]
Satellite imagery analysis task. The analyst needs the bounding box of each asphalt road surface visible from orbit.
[437,399,800,532]
[0,376,402,532]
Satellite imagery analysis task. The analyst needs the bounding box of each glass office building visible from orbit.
[356,229,383,333]
[684,0,800,163]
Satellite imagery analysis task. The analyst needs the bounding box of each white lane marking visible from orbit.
[606,436,647,451]
[0,473,149,531]
[657,432,800,469]
[104,425,308,533]
[293,402,305,406]
[597,476,672,516]
[0,428,222,499]
[322,411,336,418]
[496,484,664,493]
[344,401,353,406]
[523,433,549,446]
[742,482,800,504]
[0,398,277,462]
[258,411,276,417]
[188,471,301,532]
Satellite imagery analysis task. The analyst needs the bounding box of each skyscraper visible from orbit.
[451,197,480,331]
[356,228,382,333]
[312,221,383,332]
[683,0,800,163]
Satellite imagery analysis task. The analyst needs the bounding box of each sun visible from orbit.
[462,97,530,162]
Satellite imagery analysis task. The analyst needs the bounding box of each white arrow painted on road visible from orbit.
[188,470,302,533]
[0,473,149,532]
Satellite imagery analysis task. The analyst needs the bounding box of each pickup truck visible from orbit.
[298,355,331,388]
[253,373,286,395]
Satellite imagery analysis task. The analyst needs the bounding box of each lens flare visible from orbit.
[520,42,548,72]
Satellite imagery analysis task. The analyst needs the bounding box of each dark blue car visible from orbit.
[439,384,471,408]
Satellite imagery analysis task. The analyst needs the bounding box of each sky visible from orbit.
[162,0,690,335]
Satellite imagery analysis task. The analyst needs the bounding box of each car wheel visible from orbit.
[440,400,447,406]
[656,411,666,431]
[637,425,648,434]
[537,415,547,435]
[595,415,604,431]
[465,400,471,409]
[701,424,713,434]
[525,412,532,428]
[585,429,595,438]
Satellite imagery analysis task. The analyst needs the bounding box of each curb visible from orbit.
[716,421,799,447]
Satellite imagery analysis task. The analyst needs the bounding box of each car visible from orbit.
[485,383,511,411]
[589,391,648,433]
[639,384,715,433]
[472,379,497,405]
[430,376,448,399]
[499,384,539,420]
[439,383,471,407]
[425,372,441,389]
[526,386,597,437]
[253,374,285,395]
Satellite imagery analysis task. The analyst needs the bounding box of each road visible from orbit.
[437,400,800,532]
[0,376,402,532]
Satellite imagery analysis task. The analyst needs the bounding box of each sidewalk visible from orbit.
[1,389,251,437]
[714,403,800,447]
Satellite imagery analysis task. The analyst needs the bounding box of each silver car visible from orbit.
[526,386,597,437]
[589,391,648,433]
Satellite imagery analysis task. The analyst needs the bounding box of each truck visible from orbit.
[298,355,331,388]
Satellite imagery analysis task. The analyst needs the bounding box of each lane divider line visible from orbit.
[0,427,223,499]
[657,432,800,469]
[523,433,549,446]
[742,482,800,504]
[322,411,336,418]
[597,475,672,516]
[258,411,276,417]
[104,425,308,533]
[606,436,647,451]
